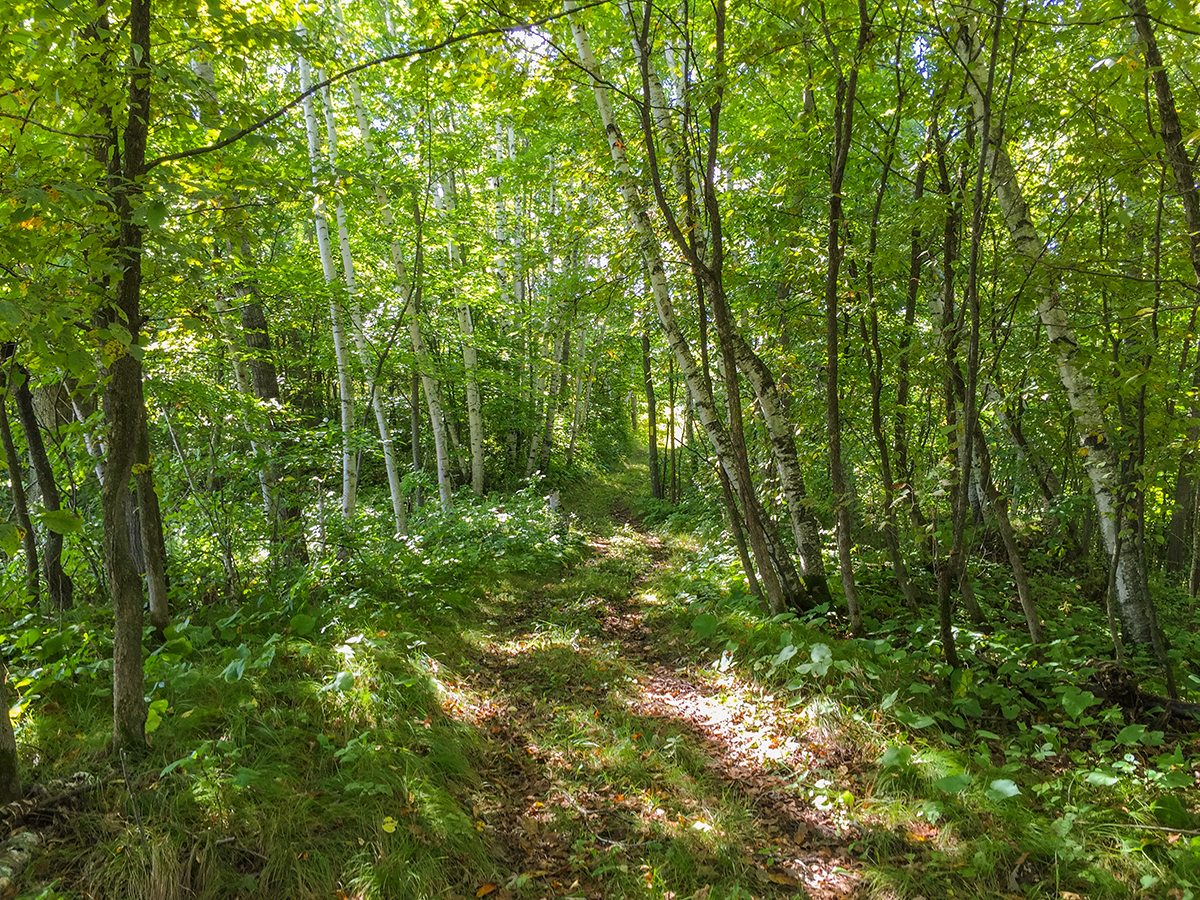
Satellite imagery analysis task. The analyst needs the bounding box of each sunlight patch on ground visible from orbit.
[624,666,865,899]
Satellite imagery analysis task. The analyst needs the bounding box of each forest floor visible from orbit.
[440,485,867,900]
[7,458,1198,900]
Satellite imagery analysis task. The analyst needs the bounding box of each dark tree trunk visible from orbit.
[239,294,308,563]
[0,658,19,804]
[98,0,153,752]
[0,384,39,603]
[13,367,73,609]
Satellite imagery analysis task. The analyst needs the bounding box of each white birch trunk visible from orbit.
[620,3,823,580]
[954,16,1152,642]
[337,78,450,513]
[318,71,407,536]
[566,0,803,612]
[439,174,485,496]
[299,51,357,522]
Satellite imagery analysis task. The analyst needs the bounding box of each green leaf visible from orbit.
[691,613,718,638]
[879,744,913,769]
[0,524,22,556]
[132,198,169,230]
[984,778,1021,801]
[1085,768,1120,786]
[328,671,355,692]
[800,643,832,677]
[933,772,972,794]
[0,301,22,328]
[144,698,169,734]
[1061,686,1099,719]
[160,752,196,777]
[1152,796,1191,828]
[222,657,246,682]
[954,697,983,717]
[1115,724,1146,746]
[39,508,84,535]
[231,767,261,788]
[1156,770,1194,789]
[772,644,798,667]
[290,612,317,636]
[896,709,936,729]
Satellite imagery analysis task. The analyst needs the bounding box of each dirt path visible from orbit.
[441,503,867,900]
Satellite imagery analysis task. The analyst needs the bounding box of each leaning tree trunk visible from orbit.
[622,1,823,584]
[12,367,73,609]
[954,13,1158,643]
[1131,0,1200,591]
[0,383,39,602]
[566,0,807,613]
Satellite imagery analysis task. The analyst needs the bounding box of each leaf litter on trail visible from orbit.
[439,512,867,899]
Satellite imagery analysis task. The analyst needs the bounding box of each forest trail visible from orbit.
[437,482,867,900]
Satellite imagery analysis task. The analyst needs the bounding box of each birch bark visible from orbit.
[439,172,485,495]
[621,1,824,580]
[298,50,358,523]
[953,14,1155,643]
[318,73,408,534]
[565,0,807,613]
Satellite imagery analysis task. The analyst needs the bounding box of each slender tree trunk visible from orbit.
[97,0,151,751]
[955,13,1158,643]
[566,0,807,612]
[863,315,919,610]
[972,418,1042,642]
[319,72,408,533]
[643,329,662,499]
[12,368,73,609]
[298,50,357,523]
[0,381,39,602]
[406,200,453,511]
[541,323,571,474]
[726,330,826,583]
[625,0,823,580]
[1131,0,1200,591]
[238,292,309,561]
[439,172,485,496]
[821,0,870,634]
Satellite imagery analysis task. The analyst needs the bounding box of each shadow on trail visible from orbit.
[439,511,872,900]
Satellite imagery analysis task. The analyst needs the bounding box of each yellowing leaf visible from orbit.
[382,816,397,834]
[475,884,497,898]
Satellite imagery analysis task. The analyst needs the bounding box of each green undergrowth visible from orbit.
[4,463,1199,900]
[659,542,1200,899]
[4,481,582,900]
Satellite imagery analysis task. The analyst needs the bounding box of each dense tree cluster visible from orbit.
[1,0,1198,774]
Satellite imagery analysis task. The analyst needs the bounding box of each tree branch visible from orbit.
[146,0,613,172]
